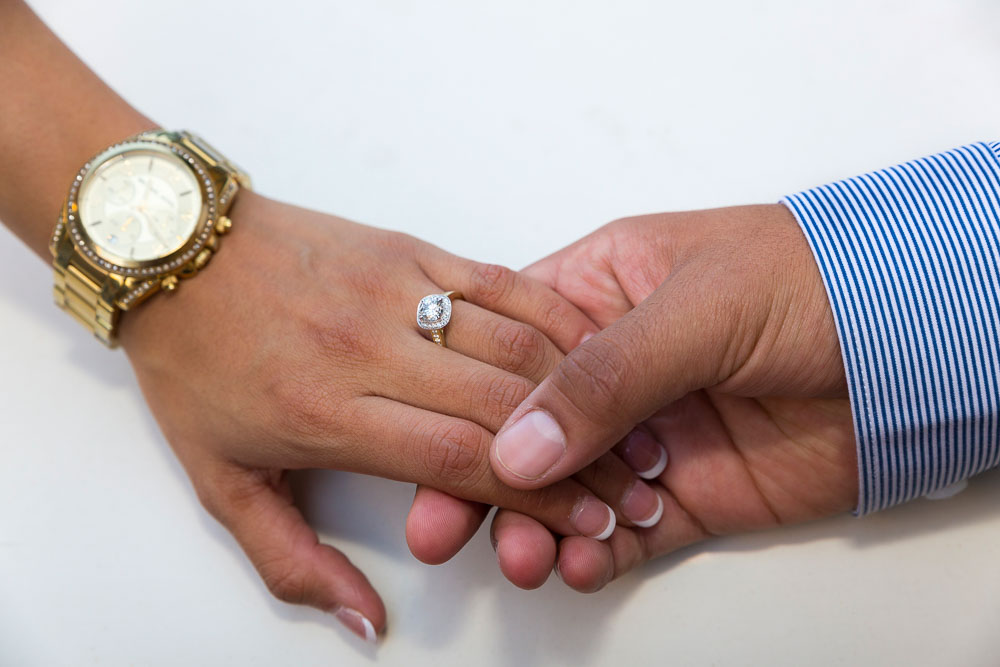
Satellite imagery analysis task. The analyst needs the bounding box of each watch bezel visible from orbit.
[64,138,219,279]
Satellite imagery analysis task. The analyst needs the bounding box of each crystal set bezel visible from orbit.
[416,294,453,330]
[62,138,218,280]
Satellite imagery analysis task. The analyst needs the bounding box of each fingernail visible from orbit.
[495,411,566,480]
[580,332,596,345]
[553,560,562,581]
[333,607,377,644]
[621,430,668,480]
[570,496,615,541]
[622,480,664,528]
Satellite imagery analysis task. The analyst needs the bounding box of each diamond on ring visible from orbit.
[417,293,453,330]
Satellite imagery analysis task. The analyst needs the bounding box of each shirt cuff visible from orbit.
[781,142,1000,515]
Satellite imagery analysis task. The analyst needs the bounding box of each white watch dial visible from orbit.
[78,148,203,263]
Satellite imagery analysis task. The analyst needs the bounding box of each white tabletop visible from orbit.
[3,1,999,664]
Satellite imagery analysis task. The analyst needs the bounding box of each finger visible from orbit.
[490,267,737,489]
[556,486,709,593]
[554,537,615,593]
[318,397,617,541]
[614,427,669,480]
[419,252,598,353]
[573,451,664,528]
[490,510,557,590]
[441,300,565,385]
[521,241,636,329]
[399,321,666,530]
[406,485,489,565]
[200,464,385,644]
[377,335,538,434]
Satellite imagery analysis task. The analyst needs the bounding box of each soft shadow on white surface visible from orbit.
[281,465,1000,665]
[6,2,1000,664]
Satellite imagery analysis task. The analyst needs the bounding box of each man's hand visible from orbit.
[408,204,858,591]
[120,191,665,638]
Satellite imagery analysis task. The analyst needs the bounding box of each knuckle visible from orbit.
[259,557,309,605]
[195,467,277,526]
[536,298,572,341]
[493,321,546,376]
[553,337,630,414]
[377,229,419,258]
[606,215,640,235]
[194,481,225,521]
[604,216,648,249]
[479,372,533,423]
[469,263,516,306]
[422,420,489,487]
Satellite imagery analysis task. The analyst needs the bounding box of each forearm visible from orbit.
[0,0,153,260]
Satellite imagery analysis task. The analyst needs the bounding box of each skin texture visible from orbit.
[406,205,859,591]
[0,1,670,640]
[115,191,675,633]
[1,0,853,639]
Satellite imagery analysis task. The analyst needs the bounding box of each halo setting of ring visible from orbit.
[417,294,453,330]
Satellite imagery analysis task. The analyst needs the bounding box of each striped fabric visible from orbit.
[781,143,1000,515]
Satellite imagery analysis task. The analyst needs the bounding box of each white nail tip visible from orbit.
[632,493,664,528]
[335,607,378,644]
[637,445,668,480]
[593,504,616,541]
[359,615,377,645]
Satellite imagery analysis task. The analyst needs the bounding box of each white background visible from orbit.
[2,1,1000,665]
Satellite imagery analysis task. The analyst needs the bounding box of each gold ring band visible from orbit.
[416,290,463,347]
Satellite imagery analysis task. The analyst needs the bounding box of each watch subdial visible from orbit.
[105,177,136,205]
[145,208,182,248]
[101,209,144,250]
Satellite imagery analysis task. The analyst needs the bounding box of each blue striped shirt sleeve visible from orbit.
[781,142,1000,515]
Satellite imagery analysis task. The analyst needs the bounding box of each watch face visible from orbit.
[77,146,204,264]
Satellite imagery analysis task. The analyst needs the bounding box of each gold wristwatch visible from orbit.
[49,130,251,347]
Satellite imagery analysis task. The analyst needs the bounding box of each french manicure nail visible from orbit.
[495,411,566,480]
[570,496,615,541]
[333,607,377,644]
[622,430,668,480]
[622,480,664,528]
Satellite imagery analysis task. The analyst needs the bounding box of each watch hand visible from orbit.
[140,176,153,206]
[148,182,174,208]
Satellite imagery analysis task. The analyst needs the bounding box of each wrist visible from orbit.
[118,188,274,360]
[0,2,153,261]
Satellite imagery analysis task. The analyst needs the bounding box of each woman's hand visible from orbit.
[119,190,662,639]
[408,204,858,591]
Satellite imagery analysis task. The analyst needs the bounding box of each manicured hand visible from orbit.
[119,190,661,639]
[408,204,858,591]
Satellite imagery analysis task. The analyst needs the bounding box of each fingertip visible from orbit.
[492,409,568,488]
[569,497,616,541]
[492,511,557,590]
[637,445,668,480]
[332,606,380,645]
[312,543,388,634]
[595,504,616,541]
[405,486,488,565]
[631,493,664,529]
[555,536,614,593]
[620,429,669,480]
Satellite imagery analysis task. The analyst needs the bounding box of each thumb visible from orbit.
[200,464,386,643]
[490,272,737,489]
